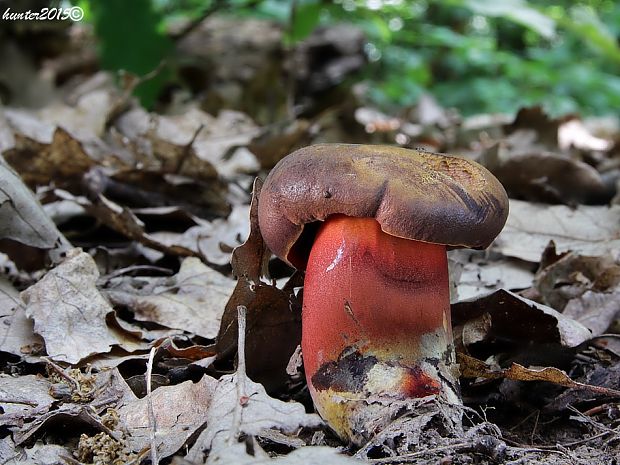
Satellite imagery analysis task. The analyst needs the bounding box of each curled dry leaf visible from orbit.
[0,155,69,251]
[459,353,620,398]
[56,189,202,262]
[452,289,591,352]
[481,144,608,205]
[20,249,137,363]
[84,166,230,220]
[105,257,236,339]
[0,276,44,357]
[172,204,251,266]
[215,179,302,391]
[493,199,620,262]
[536,252,620,336]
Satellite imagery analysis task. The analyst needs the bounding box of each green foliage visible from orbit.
[88,0,173,108]
[84,0,620,116]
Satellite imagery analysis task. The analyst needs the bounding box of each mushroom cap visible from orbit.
[258,144,509,268]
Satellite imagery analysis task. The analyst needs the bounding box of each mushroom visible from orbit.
[258,144,509,442]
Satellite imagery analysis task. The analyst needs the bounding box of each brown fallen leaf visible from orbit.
[504,106,564,148]
[85,166,230,219]
[481,144,608,204]
[452,289,591,351]
[215,180,303,391]
[55,189,204,262]
[459,353,620,398]
[2,114,97,188]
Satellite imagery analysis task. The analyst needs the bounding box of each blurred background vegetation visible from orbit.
[79,0,620,116]
[9,0,620,117]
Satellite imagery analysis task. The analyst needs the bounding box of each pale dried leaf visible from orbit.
[0,276,43,357]
[105,257,235,339]
[165,204,251,266]
[119,375,218,458]
[449,250,534,301]
[207,444,359,464]
[21,249,127,363]
[0,374,55,423]
[564,291,620,336]
[187,372,322,460]
[3,442,70,465]
[493,200,620,262]
[0,155,68,249]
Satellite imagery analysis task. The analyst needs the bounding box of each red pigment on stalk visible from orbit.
[302,214,450,397]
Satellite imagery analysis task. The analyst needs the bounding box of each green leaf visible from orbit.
[89,0,172,108]
[459,0,556,38]
[288,1,323,44]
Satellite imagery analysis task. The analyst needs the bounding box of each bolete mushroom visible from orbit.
[258,144,508,442]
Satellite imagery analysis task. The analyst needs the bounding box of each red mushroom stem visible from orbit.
[302,214,459,439]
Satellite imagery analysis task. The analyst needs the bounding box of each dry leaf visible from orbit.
[459,354,620,398]
[206,445,359,465]
[0,374,56,426]
[535,252,620,335]
[452,289,591,350]
[481,145,608,204]
[0,276,44,357]
[186,373,322,461]
[0,155,69,250]
[563,291,620,337]
[20,249,131,363]
[493,199,620,262]
[215,179,302,391]
[119,375,218,459]
[105,257,235,339]
[449,250,534,302]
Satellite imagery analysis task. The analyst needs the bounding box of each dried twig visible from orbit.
[0,398,38,406]
[228,305,248,445]
[146,346,159,465]
[44,358,80,390]
[366,442,470,464]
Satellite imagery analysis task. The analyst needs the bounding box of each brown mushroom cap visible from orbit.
[258,144,509,269]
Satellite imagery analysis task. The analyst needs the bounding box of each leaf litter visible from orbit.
[0,15,619,465]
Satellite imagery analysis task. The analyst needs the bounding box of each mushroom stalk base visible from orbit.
[302,215,461,443]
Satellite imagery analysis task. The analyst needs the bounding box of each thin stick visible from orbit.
[228,305,248,445]
[146,346,159,465]
[44,358,80,390]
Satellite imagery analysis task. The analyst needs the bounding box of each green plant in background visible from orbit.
[233,0,620,116]
[87,0,173,108]
[83,0,620,116]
